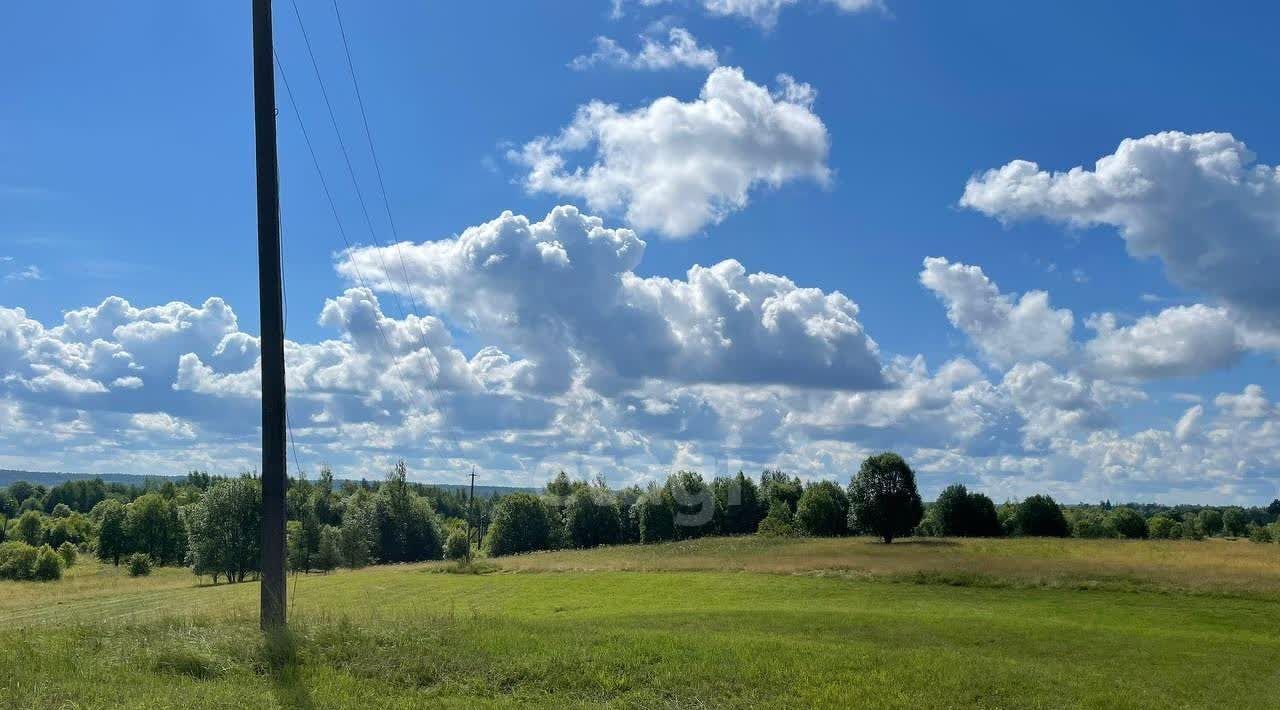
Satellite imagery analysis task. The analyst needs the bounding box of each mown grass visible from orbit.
[1,537,1278,708]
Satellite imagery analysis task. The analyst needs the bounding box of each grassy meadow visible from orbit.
[2,536,1279,708]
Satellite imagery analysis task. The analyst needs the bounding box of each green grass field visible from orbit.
[3,537,1279,708]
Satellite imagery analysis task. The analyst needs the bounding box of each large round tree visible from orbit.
[847,452,924,543]
[486,492,552,556]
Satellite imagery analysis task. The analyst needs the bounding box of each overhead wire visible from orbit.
[272,47,427,430]
[287,0,470,469]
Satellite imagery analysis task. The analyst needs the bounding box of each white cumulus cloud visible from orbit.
[961,131,1280,329]
[1083,304,1247,379]
[340,206,886,394]
[510,67,831,238]
[920,257,1074,367]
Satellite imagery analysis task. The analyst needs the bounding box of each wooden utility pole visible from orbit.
[253,0,287,631]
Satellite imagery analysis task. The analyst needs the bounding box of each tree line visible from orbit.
[3,452,1279,581]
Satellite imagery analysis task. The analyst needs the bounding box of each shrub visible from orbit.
[33,544,64,581]
[1182,513,1205,540]
[565,486,622,548]
[795,481,849,537]
[1107,508,1148,539]
[1011,495,1069,537]
[847,452,924,543]
[1070,512,1111,539]
[486,493,552,556]
[0,541,39,580]
[1198,509,1223,537]
[928,484,1002,537]
[445,530,471,562]
[1147,515,1177,540]
[1247,523,1273,544]
[57,541,77,567]
[127,553,153,577]
[1222,508,1248,537]
[14,510,43,546]
[757,499,799,537]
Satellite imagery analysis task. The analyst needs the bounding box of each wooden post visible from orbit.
[253,0,287,631]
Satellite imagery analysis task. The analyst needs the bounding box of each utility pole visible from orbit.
[253,0,287,631]
[467,466,477,545]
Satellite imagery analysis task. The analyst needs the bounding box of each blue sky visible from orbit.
[2,0,1278,503]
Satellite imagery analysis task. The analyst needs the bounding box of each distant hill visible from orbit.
[0,469,169,488]
[0,468,536,497]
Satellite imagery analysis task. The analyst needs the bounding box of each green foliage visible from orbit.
[1011,495,1070,538]
[545,471,578,499]
[126,493,184,565]
[1247,523,1273,544]
[57,541,77,567]
[315,525,342,572]
[1070,511,1111,539]
[565,485,622,548]
[93,499,129,566]
[759,469,803,513]
[713,472,763,535]
[1222,508,1248,537]
[757,499,799,537]
[183,477,261,583]
[14,510,43,546]
[616,485,644,543]
[42,478,109,514]
[445,530,471,562]
[0,491,17,519]
[486,492,552,556]
[372,462,444,563]
[795,481,849,536]
[337,494,376,568]
[51,503,72,518]
[847,452,925,543]
[0,541,40,580]
[1181,513,1204,541]
[1198,509,1223,537]
[1107,508,1148,539]
[666,471,720,540]
[126,552,152,577]
[33,544,64,581]
[927,484,1002,537]
[1147,515,1177,540]
[44,512,91,549]
[633,484,675,544]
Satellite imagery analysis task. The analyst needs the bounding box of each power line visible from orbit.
[329,0,425,325]
[273,48,425,423]
[286,0,409,322]
[290,0,471,471]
